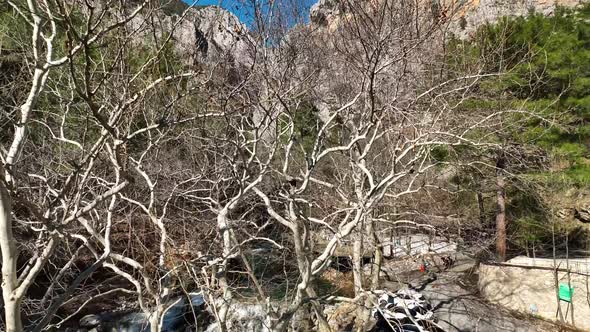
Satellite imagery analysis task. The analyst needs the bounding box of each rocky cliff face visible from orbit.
[167,5,250,66]
[159,1,586,67]
[310,0,586,37]
[126,3,251,68]
[163,1,585,67]
[309,0,341,27]
[445,0,585,38]
[551,188,590,224]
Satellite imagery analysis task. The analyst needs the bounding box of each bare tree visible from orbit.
[0,1,552,331]
[245,1,535,329]
[0,1,216,330]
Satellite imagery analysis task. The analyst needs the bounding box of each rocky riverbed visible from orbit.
[62,254,579,332]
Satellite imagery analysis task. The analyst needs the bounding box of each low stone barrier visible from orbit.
[478,257,590,330]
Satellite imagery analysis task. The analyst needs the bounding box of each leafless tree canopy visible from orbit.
[0,0,548,331]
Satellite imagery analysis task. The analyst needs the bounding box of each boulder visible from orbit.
[79,312,149,332]
[325,302,360,331]
[204,302,270,332]
[78,292,207,332]
[574,204,590,223]
[168,6,251,67]
[310,0,340,26]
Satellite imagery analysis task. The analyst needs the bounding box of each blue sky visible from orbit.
[182,0,317,26]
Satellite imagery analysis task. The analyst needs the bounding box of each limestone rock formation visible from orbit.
[309,0,585,38]
[127,2,252,68]
[574,204,590,223]
[550,188,590,224]
[445,0,585,38]
[167,5,251,66]
[310,0,342,26]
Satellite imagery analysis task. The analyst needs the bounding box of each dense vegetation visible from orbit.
[447,4,590,255]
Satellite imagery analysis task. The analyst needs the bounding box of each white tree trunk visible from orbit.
[2,298,22,332]
[150,312,161,332]
[495,155,507,261]
[216,207,233,331]
[369,218,382,291]
[0,178,22,332]
[352,234,364,295]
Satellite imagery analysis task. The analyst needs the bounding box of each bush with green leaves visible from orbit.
[449,4,590,184]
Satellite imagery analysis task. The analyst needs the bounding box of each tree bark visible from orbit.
[216,207,233,331]
[272,223,314,332]
[495,154,507,262]
[0,176,23,332]
[477,192,485,224]
[352,233,364,295]
[2,298,23,332]
[371,240,383,291]
[150,313,161,332]
[368,217,382,291]
[306,287,331,332]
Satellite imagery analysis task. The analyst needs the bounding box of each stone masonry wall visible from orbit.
[479,261,590,330]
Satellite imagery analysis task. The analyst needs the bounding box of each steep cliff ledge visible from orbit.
[310,0,586,37]
[447,0,585,38]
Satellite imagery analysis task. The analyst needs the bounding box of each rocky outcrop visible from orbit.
[126,2,251,68]
[310,0,343,26]
[445,0,585,38]
[167,6,250,66]
[574,204,590,223]
[309,0,585,37]
[77,293,208,332]
[324,302,360,331]
[204,303,270,332]
[551,188,590,224]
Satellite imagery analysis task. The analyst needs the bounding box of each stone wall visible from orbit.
[479,258,590,330]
